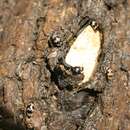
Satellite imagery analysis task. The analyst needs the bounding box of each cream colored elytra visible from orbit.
[65,25,101,84]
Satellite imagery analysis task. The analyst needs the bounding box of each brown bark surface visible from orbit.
[0,0,130,130]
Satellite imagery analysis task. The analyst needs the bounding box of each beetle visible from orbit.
[26,103,35,118]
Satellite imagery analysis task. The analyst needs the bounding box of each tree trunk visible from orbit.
[0,0,130,130]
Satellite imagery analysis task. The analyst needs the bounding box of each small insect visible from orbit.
[90,20,99,30]
[26,103,35,118]
[106,67,113,80]
[49,32,64,47]
[79,16,99,31]
[71,66,84,75]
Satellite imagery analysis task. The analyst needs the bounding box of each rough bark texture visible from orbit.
[0,0,130,130]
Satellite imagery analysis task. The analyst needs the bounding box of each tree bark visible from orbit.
[0,0,130,130]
